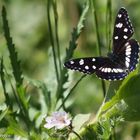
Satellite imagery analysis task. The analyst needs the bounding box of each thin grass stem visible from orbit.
[47,0,59,83]
[71,130,83,140]
[57,75,86,110]
[90,0,106,96]
[106,0,112,52]
[53,0,62,74]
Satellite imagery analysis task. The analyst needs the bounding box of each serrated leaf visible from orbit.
[57,1,89,100]
[64,1,89,62]
[0,58,11,107]
[2,6,23,86]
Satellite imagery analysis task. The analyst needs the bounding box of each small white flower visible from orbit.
[44,111,71,130]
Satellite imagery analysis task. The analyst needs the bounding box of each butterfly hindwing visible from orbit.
[64,57,128,80]
[95,58,127,80]
[124,39,140,71]
[113,7,134,53]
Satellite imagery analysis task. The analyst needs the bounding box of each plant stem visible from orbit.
[71,130,83,140]
[47,0,59,83]
[53,0,62,74]
[90,0,106,97]
[106,0,112,52]
[57,75,86,110]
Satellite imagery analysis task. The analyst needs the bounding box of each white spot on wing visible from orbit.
[125,61,129,68]
[116,23,123,28]
[126,45,131,49]
[126,48,131,52]
[104,68,108,73]
[85,66,89,70]
[92,58,96,62]
[114,36,118,40]
[125,42,129,46]
[92,65,96,69]
[118,14,122,18]
[126,57,130,62]
[101,68,105,72]
[107,68,111,72]
[124,28,128,32]
[117,69,123,72]
[79,59,84,65]
[70,61,74,64]
[123,35,128,39]
[126,51,131,56]
[113,68,118,73]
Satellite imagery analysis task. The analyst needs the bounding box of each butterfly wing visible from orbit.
[113,7,134,53]
[94,58,128,80]
[64,57,128,80]
[64,57,99,74]
[64,8,139,81]
[97,39,140,80]
[117,39,140,72]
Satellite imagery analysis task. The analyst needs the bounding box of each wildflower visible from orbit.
[44,111,71,130]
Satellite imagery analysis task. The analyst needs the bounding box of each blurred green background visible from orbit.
[0,0,140,139]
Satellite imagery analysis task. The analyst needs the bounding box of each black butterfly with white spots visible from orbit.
[64,7,140,81]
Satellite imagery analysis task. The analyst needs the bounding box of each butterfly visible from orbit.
[64,7,140,81]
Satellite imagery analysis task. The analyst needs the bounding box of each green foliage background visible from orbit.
[0,0,140,139]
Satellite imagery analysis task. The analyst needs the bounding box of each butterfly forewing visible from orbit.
[64,57,99,74]
[113,7,134,53]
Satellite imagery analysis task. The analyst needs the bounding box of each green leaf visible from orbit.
[118,74,140,110]
[65,1,89,62]
[26,78,51,111]
[16,86,29,111]
[0,58,11,107]
[118,74,140,121]
[57,0,89,102]
[2,6,23,87]
[73,114,91,132]
[6,117,28,137]
[101,81,122,113]
[101,72,140,121]
[101,70,138,113]
[0,107,8,121]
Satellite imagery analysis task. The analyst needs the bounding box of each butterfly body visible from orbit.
[64,8,140,81]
